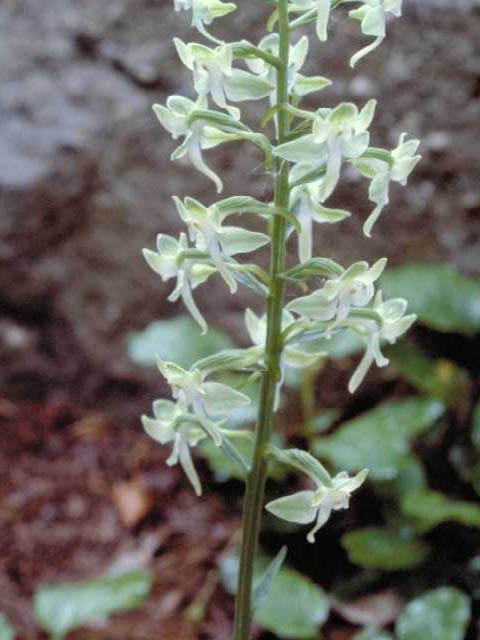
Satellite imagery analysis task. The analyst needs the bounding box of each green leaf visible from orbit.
[252,546,287,610]
[386,339,471,408]
[396,588,471,640]
[34,571,152,639]
[220,553,330,639]
[0,614,15,640]
[306,409,341,435]
[341,528,430,570]
[390,454,426,494]
[255,565,330,638]
[381,263,480,335]
[127,316,233,368]
[313,397,444,481]
[400,488,480,532]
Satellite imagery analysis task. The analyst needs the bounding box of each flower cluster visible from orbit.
[142,358,254,494]
[141,0,419,545]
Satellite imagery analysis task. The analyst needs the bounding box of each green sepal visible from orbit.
[187,108,251,132]
[194,347,262,375]
[215,196,300,231]
[231,41,281,68]
[281,258,345,282]
[267,446,333,487]
[289,163,327,189]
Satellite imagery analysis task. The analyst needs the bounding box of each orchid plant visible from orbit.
[142,1,419,637]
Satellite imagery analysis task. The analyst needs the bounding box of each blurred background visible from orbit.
[1,0,480,638]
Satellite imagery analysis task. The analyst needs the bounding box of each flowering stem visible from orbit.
[233,1,290,638]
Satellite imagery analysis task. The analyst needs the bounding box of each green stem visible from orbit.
[233,1,290,639]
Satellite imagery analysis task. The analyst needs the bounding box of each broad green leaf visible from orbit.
[34,571,152,639]
[341,528,430,570]
[381,264,480,335]
[386,339,471,408]
[400,488,480,532]
[306,409,341,435]
[313,397,444,481]
[472,401,480,451]
[0,614,15,640]
[396,587,471,640]
[389,454,426,494]
[255,565,330,638]
[127,316,233,368]
[220,553,330,639]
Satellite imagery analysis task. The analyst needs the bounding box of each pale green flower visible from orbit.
[266,467,368,542]
[173,196,269,293]
[347,290,416,392]
[174,39,274,120]
[287,258,387,327]
[275,100,376,203]
[354,133,421,236]
[285,0,332,42]
[349,0,403,67]
[158,360,250,445]
[173,0,237,43]
[142,399,208,495]
[244,33,331,105]
[289,165,351,262]
[153,94,239,192]
[143,233,216,333]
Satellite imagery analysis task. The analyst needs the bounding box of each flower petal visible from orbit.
[202,382,251,414]
[141,415,175,445]
[266,491,317,524]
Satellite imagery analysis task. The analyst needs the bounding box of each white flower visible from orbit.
[349,0,403,67]
[245,308,326,409]
[173,196,269,293]
[347,290,416,392]
[354,133,421,236]
[244,33,331,106]
[143,233,216,333]
[173,0,237,43]
[153,94,239,192]
[174,39,274,120]
[284,0,332,42]
[287,258,387,327]
[142,399,208,495]
[266,468,368,542]
[157,360,250,445]
[289,165,351,262]
[275,100,376,203]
